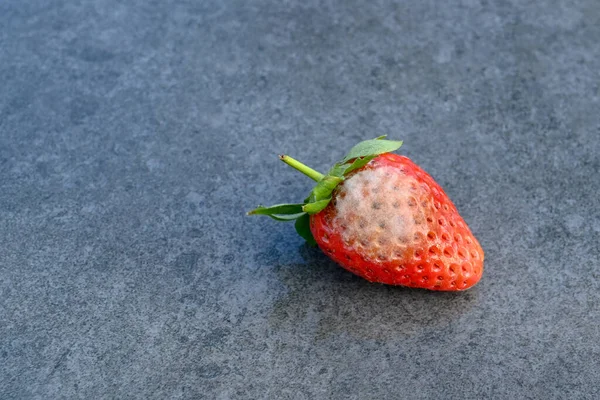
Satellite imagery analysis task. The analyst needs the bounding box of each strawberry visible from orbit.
[248,137,484,291]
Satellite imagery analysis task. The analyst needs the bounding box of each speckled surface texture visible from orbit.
[1,1,599,399]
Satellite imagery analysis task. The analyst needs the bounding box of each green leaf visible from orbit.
[247,203,304,217]
[302,198,331,214]
[311,175,343,201]
[327,163,348,178]
[295,213,316,246]
[342,155,376,175]
[341,137,403,163]
[268,212,306,221]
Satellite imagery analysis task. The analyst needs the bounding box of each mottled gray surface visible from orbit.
[1,0,599,399]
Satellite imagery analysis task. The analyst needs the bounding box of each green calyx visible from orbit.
[247,136,403,244]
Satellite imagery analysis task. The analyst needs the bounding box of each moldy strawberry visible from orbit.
[248,137,484,291]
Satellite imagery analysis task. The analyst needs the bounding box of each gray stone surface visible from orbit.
[1,0,599,399]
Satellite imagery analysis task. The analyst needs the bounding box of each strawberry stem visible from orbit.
[279,155,324,182]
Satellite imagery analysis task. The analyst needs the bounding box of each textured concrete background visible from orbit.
[1,1,599,399]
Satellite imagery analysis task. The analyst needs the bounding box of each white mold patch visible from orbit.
[333,166,423,260]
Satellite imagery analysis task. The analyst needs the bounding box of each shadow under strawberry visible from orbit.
[269,244,479,341]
